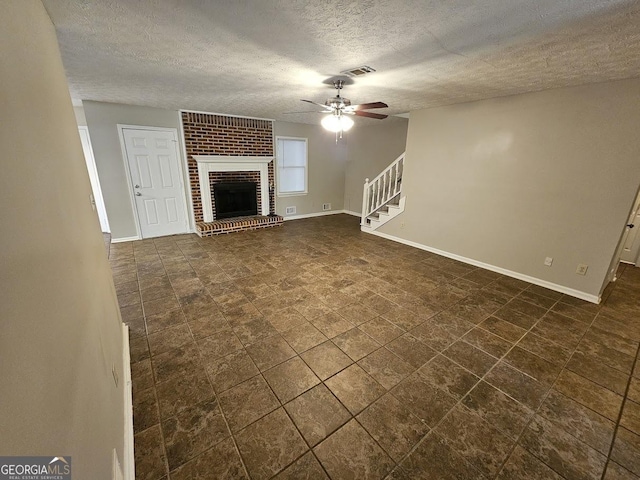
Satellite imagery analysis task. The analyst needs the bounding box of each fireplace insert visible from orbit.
[213,182,258,219]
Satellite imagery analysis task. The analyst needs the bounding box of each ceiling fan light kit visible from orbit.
[321,114,354,133]
[300,80,389,137]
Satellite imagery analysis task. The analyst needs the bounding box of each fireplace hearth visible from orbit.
[192,155,282,236]
[213,182,258,219]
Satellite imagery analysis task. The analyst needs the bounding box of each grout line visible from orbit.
[493,288,626,479]
[398,298,560,477]
[492,306,585,477]
[121,219,634,480]
[140,239,239,479]
[361,291,545,475]
[175,243,253,480]
[232,267,407,476]
[138,241,171,479]
[197,258,331,478]
[600,341,640,480]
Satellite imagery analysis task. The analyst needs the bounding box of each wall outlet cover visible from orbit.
[544,257,553,266]
[322,203,331,211]
[285,206,296,215]
[576,264,588,275]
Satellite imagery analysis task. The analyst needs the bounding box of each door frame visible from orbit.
[78,126,110,232]
[117,125,191,239]
[603,185,640,291]
[620,188,640,266]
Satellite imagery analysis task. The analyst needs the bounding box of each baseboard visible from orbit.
[122,324,135,480]
[343,210,361,217]
[282,210,350,221]
[620,260,640,267]
[365,229,600,304]
[111,236,139,244]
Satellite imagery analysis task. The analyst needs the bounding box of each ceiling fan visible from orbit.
[300,80,388,134]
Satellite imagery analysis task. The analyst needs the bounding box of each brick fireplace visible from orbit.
[181,111,283,236]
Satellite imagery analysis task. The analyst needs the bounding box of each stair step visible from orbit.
[363,196,405,232]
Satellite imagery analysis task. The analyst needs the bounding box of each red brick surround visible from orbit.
[195,215,283,236]
[181,111,275,223]
[181,111,279,236]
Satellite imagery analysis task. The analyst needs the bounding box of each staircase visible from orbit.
[361,152,406,231]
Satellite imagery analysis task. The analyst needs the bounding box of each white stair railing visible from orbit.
[361,152,404,225]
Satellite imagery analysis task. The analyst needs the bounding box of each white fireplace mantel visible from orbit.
[194,155,274,222]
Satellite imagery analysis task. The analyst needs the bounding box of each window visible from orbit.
[276,137,307,196]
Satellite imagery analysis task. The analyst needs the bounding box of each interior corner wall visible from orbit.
[273,121,348,217]
[0,1,125,478]
[343,120,409,214]
[380,78,640,298]
[74,105,87,126]
[83,101,184,240]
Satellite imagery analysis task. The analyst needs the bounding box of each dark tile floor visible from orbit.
[111,214,640,480]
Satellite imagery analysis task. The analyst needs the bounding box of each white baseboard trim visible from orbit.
[122,324,135,480]
[365,229,600,304]
[282,210,350,221]
[111,236,140,244]
[343,210,361,217]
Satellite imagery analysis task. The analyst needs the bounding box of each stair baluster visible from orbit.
[360,152,406,229]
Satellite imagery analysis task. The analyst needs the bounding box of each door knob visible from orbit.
[628,224,635,229]
[134,184,140,189]
[135,192,142,196]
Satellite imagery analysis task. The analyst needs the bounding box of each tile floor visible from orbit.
[111,214,640,480]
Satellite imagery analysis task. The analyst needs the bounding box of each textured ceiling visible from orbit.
[42,0,640,125]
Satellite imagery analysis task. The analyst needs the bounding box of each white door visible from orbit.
[78,127,110,232]
[621,193,640,264]
[122,128,188,238]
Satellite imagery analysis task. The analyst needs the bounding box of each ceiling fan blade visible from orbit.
[354,111,388,120]
[349,102,388,111]
[301,99,330,109]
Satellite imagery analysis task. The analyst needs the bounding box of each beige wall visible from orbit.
[273,122,347,217]
[84,110,404,229]
[0,2,126,478]
[380,78,640,299]
[84,101,185,239]
[343,120,409,214]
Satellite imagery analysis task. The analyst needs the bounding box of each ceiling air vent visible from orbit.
[341,65,376,77]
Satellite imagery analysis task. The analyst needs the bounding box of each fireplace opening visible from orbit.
[213,182,258,219]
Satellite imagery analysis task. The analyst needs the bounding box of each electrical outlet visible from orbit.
[285,206,296,215]
[576,264,588,275]
[322,203,331,211]
[544,257,553,267]
[400,222,405,229]
[112,364,119,387]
